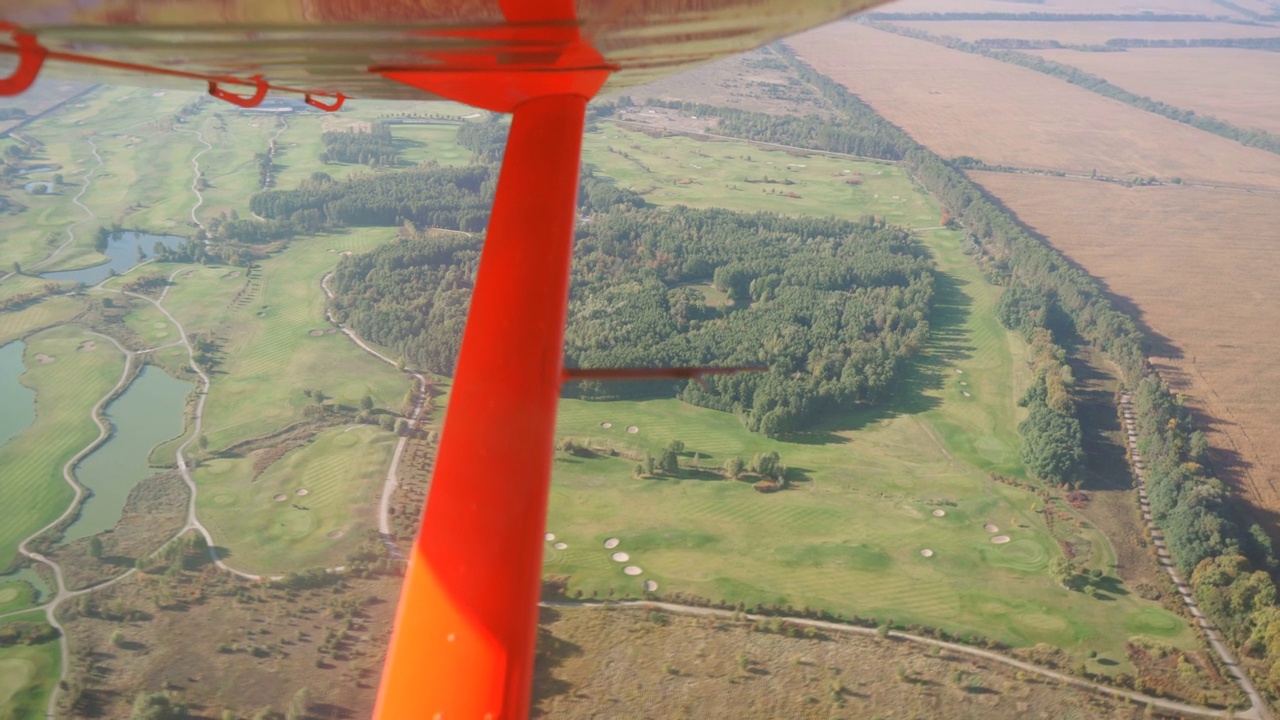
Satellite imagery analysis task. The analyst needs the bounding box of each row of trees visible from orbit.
[871,22,1280,157]
[329,195,933,436]
[969,36,1280,52]
[864,11,1220,21]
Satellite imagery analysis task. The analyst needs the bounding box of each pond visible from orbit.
[60,365,192,544]
[23,181,53,194]
[40,232,184,286]
[0,341,35,451]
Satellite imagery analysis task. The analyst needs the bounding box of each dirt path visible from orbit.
[175,128,212,232]
[1120,392,1272,720]
[544,599,1257,719]
[320,271,428,536]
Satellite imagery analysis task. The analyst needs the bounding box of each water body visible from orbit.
[23,181,53,193]
[0,341,35,450]
[40,232,184,286]
[60,365,191,544]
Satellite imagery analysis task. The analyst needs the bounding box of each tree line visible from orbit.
[870,22,1280,158]
[864,11,1219,21]
[320,122,399,166]
[770,43,1280,695]
[328,195,933,437]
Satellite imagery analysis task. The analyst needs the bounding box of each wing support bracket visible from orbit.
[0,29,45,97]
[305,93,345,112]
[207,75,268,108]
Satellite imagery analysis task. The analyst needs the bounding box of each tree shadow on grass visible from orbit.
[780,261,974,445]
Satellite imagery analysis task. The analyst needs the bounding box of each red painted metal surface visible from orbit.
[0,30,45,96]
[373,92,589,720]
[207,74,267,107]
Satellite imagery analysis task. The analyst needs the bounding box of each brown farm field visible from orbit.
[1034,48,1280,134]
[875,0,1236,16]
[896,20,1280,43]
[789,23,1280,190]
[968,171,1280,526]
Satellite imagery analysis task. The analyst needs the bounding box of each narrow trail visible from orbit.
[0,136,105,283]
[1121,393,1272,720]
[320,272,428,536]
[175,128,212,232]
[544,599,1251,719]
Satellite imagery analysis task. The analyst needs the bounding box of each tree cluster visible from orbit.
[320,122,399,166]
[329,199,932,436]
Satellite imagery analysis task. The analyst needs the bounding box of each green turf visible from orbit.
[0,297,86,347]
[0,325,127,571]
[194,424,397,573]
[0,583,32,616]
[156,229,409,452]
[0,614,59,720]
[544,158,1188,667]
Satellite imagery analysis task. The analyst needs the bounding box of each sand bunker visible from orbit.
[223,270,240,279]
[600,422,612,429]
[984,523,999,533]
[273,494,287,502]
[295,488,309,496]
[955,369,963,374]
[644,580,658,592]
[553,542,567,550]
[545,532,556,542]
[962,391,971,397]
[326,328,337,334]
[931,509,946,517]
[611,552,630,562]
[308,329,325,336]
[959,381,968,386]
[326,530,344,539]
[991,535,1011,544]
[626,425,639,434]
[77,340,96,352]
[920,549,934,558]
[33,353,54,364]
[623,566,642,576]
[604,538,619,549]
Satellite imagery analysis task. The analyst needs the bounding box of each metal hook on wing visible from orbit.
[208,74,268,108]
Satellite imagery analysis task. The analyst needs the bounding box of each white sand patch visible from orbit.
[308,329,325,336]
[326,530,344,539]
[33,353,54,364]
[623,566,642,576]
[545,532,556,542]
[931,509,946,517]
[962,391,971,397]
[984,523,999,533]
[601,422,612,429]
[604,538,619,549]
[295,488,309,496]
[626,425,639,434]
[611,552,630,562]
[553,542,567,550]
[991,535,1011,544]
[273,494,287,502]
[955,369,963,374]
[959,381,968,386]
[78,340,96,352]
[644,580,658,592]
[920,549,934,558]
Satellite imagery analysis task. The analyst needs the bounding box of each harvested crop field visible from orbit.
[968,170,1280,522]
[1034,48,1280,134]
[895,20,1280,44]
[788,23,1280,190]
[611,49,833,117]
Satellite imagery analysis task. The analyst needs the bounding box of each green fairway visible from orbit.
[0,618,59,720]
[0,582,32,616]
[0,297,86,347]
[155,228,409,452]
[0,325,127,571]
[194,424,397,573]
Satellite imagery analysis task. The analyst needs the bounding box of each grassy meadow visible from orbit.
[0,325,126,571]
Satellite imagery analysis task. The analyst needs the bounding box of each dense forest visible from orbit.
[329,201,933,436]
[766,44,1280,694]
[872,22,1280,158]
[320,122,399,166]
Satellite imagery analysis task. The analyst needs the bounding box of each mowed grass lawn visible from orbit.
[194,425,396,573]
[0,615,59,720]
[582,124,937,228]
[157,228,408,451]
[545,151,1194,667]
[0,325,126,570]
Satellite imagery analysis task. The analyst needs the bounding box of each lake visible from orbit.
[60,365,192,544]
[0,341,35,451]
[40,232,185,286]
